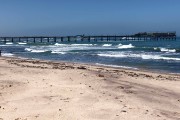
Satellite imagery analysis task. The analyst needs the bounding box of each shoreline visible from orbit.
[7,56,180,81]
[0,56,180,120]
[4,54,180,76]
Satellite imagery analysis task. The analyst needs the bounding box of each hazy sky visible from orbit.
[0,0,180,36]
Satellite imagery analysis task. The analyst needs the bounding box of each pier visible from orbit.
[0,32,176,43]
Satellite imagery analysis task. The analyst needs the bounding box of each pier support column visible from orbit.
[68,37,70,42]
[101,36,103,41]
[33,37,35,43]
[80,37,83,42]
[12,38,14,43]
[94,37,97,42]
[47,38,50,42]
[81,37,84,42]
[74,37,77,42]
[54,37,57,43]
[4,38,6,43]
[61,37,63,42]
[40,37,43,43]
[133,37,135,41]
[88,36,90,42]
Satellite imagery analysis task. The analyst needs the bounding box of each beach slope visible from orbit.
[0,57,180,120]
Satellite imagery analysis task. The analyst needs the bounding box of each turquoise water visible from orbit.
[0,38,180,73]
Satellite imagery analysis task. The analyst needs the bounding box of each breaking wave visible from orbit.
[1,53,14,57]
[98,53,126,58]
[160,48,176,53]
[118,44,135,49]
[97,52,180,61]
[6,42,13,45]
[25,48,48,53]
[154,47,177,53]
[70,44,94,46]
[102,44,112,47]
[51,51,66,54]
[54,43,66,46]
[141,55,180,61]
[96,63,138,70]
[18,42,27,45]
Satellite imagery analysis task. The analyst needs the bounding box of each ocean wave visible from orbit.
[95,63,138,69]
[54,43,66,46]
[25,48,48,53]
[154,47,177,53]
[70,44,94,46]
[160,48,176,53]
[141,55,180,61]
[1,53,14,57]
[97,53,126,58]
[51,51,66,54]
[102,44,112,47]
[51,44,104,52]
[0,45,8,46]
[6,42,13,45]
[97,52,180,61]
[25,48,32,52]
[154,47,158,50]
[118,44,135,49]
[31,50,48,53]
[54,43,95,46]
[18,42,27,45]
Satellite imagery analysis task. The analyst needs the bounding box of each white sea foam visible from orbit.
[122,37,126,40]
[96,63,138,70]
[118,44,135,49]
[141,54,180,61]
[154,47,158,50]
[160,48,176,53]
[102,44,112,47]
[51,51,66,54]
[25,48,48,53]
[97,52,180,61]
[118,43,122,46]
[6,42,13,45]
[70,44,93,46]
[141,55,159,60]
[54,43,94,46]
[31,50,48,53]
[97,53,126,58]
[18,42,27,45]
[0,45,8,46]
[1,53,14,57]
[54,43,66,46]
[25,48,32,52]
[168,49,176,52]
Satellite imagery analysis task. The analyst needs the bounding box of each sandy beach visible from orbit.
[0,57,180,120]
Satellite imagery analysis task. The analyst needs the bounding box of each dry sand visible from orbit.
[0,57,180,120]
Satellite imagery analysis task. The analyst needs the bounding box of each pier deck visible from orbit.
[0,32,176,43]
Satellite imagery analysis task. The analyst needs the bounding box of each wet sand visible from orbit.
[0,57,180,120]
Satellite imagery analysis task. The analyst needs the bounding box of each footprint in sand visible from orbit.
[121,110,127,113]
[145,110,149,114]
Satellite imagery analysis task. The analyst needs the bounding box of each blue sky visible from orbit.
[0,0,180,36]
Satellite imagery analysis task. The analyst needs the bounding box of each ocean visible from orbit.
[0,38,180,73]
